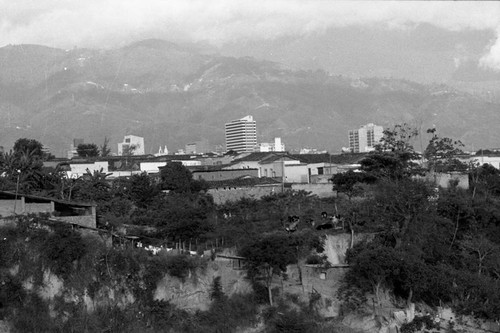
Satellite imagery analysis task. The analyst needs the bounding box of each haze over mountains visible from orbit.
[1,39,499,156]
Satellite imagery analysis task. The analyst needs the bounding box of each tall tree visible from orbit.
[13,138,44,158]
[360,124,423,181]
[331,170,365,201]
[240,233,299,306]
[100,137,112,157]
[160,162,208,194]
[424,128,467,173]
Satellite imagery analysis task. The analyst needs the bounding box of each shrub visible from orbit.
[44,224,87,279]
[400,315,438,333]
[165,254,205,282]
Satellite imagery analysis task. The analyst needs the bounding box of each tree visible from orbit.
[331,170,365,201]
[73,168,112,205]
[76,143,100,158]
[460,234,498,276]
[128,173,160,208]
[122,144,137,156]
[344,241,401,306]
[160,162,193,193]
[100,137,112,157]
[240,233,298,305]
[470,163,500,199]
[424,128,467,173]
[371,178,435,248]
[360,124,423,181]
[160,162,208,194]
[13,138,44,159]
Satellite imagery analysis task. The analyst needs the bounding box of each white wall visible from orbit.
[67,161,109,178]
[471,156,500,169]
[284,164,309,183]
[140,162,167,174]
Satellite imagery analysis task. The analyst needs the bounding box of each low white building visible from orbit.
[140,162,167,174]
[256,137,285,152]
[67,161,109,178]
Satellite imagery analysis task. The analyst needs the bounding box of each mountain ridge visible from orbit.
[1,40,499,156]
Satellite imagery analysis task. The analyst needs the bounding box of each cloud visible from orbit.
[1,1,500,69]
[480,27,500,71]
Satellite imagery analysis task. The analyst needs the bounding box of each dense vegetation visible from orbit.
[333,125,500,321]
[1,126,500,331]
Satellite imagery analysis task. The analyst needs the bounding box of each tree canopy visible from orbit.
[160,162,208,193]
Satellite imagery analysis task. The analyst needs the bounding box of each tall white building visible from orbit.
[348,123,384,153]
[225,115,257,153]
[118,135,145,156]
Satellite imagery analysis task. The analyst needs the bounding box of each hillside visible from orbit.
[1,39,499,156]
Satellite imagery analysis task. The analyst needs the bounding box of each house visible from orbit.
[225,152,305,181]
[0,191,97,228]
[192,168,259,181]
[292,153,367,183]
[224,152,278,176]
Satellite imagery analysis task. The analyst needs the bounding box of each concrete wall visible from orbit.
[24,202,53,214]
[208,186,282,204]
[428,172,469,189]
[284,164,309,183]
[56,215,96,229]
[0,199,23,216]
[291,183,336,198]
[0,199,54,216]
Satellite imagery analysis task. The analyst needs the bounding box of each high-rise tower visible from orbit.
[225,115,257,153]
[348,123,384,153]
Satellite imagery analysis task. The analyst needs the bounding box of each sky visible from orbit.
[1,1,500,71]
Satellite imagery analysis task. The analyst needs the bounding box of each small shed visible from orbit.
[0,191,96,228]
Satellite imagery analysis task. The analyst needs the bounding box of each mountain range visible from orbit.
[1,39,499,156]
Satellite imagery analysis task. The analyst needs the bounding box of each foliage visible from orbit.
[424,128,467,173]
[160,161,208,193]
[470,163,500,198]
[76,143,100,158]
[164,254,205,282]
[400,315,439,333]
[44,224,87,279]
[239,230,320,305]
[13,138,44,158]
[127,172,161,208]
[331,170,366,200]
[263,296,322,333]
[360,124,423,181]
[100,136,112,157]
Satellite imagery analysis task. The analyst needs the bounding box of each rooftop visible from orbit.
[207,176,281,188]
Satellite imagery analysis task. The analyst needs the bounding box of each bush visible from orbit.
[165,254,205,282]
[44,225,87,279]
[400,315,438,333]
